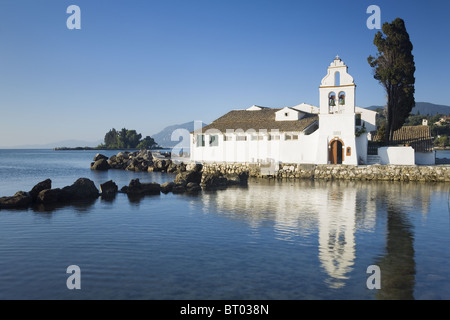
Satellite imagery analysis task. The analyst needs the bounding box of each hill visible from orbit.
[152,121,207,148]
[367,102,450,115]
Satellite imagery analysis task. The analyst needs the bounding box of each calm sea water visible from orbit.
[0,149,449,300]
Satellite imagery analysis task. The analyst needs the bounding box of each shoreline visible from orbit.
[89,150,450,182]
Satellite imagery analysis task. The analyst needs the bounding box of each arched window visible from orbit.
[329,92,336,107]
[334,71,340,86]
[338,91,345,105]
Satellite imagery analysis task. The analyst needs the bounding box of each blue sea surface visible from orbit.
[0,149,449,299]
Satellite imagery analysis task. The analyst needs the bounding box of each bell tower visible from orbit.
[317,56,358,165]
[319,56,356,115]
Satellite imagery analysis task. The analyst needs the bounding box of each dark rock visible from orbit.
[116,151,130,160]
[37,188,64,204]
[174,170,202,186]
[137,150,152,161]
[126,179,160,195]
[201,172,228,189]
[61,178,100,201]
[93,153,108,161]
[187,163,203,172]
[225,173,241,185]
[108,155,117,163]
[100,180,118,198]
[186,182,201,193]
[177,162,187,173]
[153,159,170,172]
[0,191,32,209]
[223,172,249,186]
[91,158,110,171]
[160,181,175,194]
[238,171,249,185]
[172,184,186,194]
[29,179,52,202]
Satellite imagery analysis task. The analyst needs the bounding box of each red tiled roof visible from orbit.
[391,126,434,152]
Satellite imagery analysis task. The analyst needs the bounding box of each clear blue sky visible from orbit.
[0,0,449,147]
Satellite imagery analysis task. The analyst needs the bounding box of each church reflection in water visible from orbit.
[198,178,440,297]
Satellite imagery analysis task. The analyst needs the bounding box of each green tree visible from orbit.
[118,128,128,148]
[99,127,155,149]
[125,130,142,148]
[137,136,157,150]
[104,128,119,147]
[434,135,449,148]
[376,122,387,145]
[368,18,415,144]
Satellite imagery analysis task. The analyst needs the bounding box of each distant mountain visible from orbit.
[0,139,103,149]
[152,121,207,148]
[366,102,450,115]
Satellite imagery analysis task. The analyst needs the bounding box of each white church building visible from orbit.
[189,57,434,166]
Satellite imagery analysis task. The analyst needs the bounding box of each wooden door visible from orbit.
[330,140,343,164]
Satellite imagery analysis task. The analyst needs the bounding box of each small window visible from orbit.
[269,135,280,141]
[285,112,289,117]
[236,135,247,141]
[285,134,298,141]
[196,134,205,147]
[224,135,233,142]
[209,135,218,147]
[355,114,362,126]
[346,147,351,156]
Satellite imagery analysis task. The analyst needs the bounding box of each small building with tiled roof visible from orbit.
[372,125,435,165]
[191,105,322,163]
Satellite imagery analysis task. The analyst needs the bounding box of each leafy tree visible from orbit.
[104,128,119,147]
[368,18,415,144]
[375,122,387,145]
[99,128,157,149]
[137,136,157,150]
[434,135,449,148]
[125,130,142,148]
[118,128,128,148]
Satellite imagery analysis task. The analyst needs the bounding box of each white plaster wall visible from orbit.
[378,146,415,165]
[275,107,303,121]
[190,129,320,164]
[319,85,355,115]
[319,59,356,115]
[415,151,436,165]
[355,133,368,165]
[317,113,358,165]
[355,107,377,132]
[320,62,354,87]
[277,131,319,164]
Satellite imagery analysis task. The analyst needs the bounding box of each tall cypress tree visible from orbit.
[368,18,415,143]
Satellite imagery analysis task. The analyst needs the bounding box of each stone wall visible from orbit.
[200,162,450,182]
[201,163,261,178]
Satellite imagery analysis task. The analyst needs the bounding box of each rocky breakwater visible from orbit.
[90,151,184,173]
[159,163,249,194]
[0,178,100,209]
